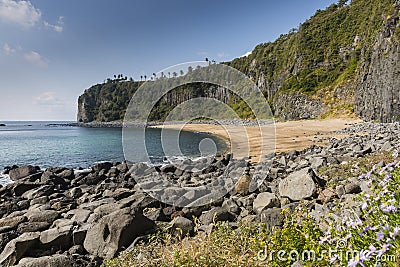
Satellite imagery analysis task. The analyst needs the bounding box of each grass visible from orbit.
[103,147,400,267]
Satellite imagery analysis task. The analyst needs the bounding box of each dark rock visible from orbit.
[9,166,40,181]
[344,183,362,194]
[169,216,194,237]
[92,162,113,172]
[199,207,236,225]
[22,185,55,200]
[13,183,42,196]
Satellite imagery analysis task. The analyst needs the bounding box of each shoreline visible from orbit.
[1,121,399,266]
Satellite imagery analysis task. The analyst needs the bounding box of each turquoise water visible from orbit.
[0,121,226,185]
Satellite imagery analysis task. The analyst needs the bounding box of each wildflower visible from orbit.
[365,172,372,179]
[380,204,398,213]
[330,254,338,264]
[347,255,365,267]
[319,233,331,244]
[390,227,399,239]
[361,202,368,210]
[376,231,384,241]
[376,244,391,258]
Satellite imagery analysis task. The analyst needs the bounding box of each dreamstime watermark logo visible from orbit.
[256,239,397,264]
[122,61,275,207]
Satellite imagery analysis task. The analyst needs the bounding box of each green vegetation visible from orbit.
[227,0,395,97]
[103,149,400,267]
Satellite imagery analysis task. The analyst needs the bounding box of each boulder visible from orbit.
[318,188,338,203]
[16,255,73,267]
[0,232,40,266]
[278,168,323,201]
[259,208,285,230]
[344,183,361,194]
[17,222,50,234]
[199,207,236,225]
[9,166,39,181]
[234,174,250,196]
[0,216,26,229]
[169,216,194,237]
[253,192,280,214]
[40,225,73,251]
[21,185,54,200]
[27,210,59,224]
[83,208,155,259]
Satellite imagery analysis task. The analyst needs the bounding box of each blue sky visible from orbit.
[0,0,335,121]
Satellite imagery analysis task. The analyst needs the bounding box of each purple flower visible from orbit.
[390,227,399,239]
[376,231,384,241]
[347,255,365,267]
[380,204,398,213]
[377,244,391,258]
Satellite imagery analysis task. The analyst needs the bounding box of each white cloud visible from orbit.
[44,16,64,32]
[0,0,41,28]
[24,51,48,68]
[3,43,16,55]
[34,92,63,107]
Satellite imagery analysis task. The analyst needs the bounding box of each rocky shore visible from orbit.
[0,122,399,266]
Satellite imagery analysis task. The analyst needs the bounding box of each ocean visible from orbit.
[0,121,227,186]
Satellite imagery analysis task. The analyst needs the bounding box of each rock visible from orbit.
[221,199,240,215]
[318,188,338,203]
[344,183,361,194]
[9,166,40,181]
[0,216,26,229]
[335,185,346,197]
[199,207,236,225]
[259,208,285,230]
[12,183,41,197]
[17,255,73,267]
[278,168,323,201]
[253,192,280,214]
[40,225,73,251]
[17,222,50,234]
[309,157,326,171]
[0,232,40,266]
[169,216,194,237]
[234,174,250,196]
[83,208,155,259]
[27,210,59,224]
[22,185,55,200]
[68,187,83,199]
[92,162,113,172]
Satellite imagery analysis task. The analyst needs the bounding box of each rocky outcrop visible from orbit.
[355,4,400,122]
[1,122,400,266]
[273,92,328,120]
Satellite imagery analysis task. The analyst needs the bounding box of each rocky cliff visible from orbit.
[78,0,400,123]
[355,3,400,122]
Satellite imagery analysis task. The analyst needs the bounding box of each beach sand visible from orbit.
[151,118,363,161]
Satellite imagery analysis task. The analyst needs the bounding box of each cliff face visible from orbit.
[355,4,400,122]
[77,0,400,123]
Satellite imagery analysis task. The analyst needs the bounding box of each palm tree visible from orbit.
[140,75,143,81]
[172,72,177,78]
[114,74,117,79]
[168,72,171,78]
[180,70,184,76]
[161,72,164,78]
[144,75,147,81]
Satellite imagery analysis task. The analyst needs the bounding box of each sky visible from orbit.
[0,0,336,121]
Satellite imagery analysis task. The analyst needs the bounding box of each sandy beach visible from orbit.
[151,118,363,161]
